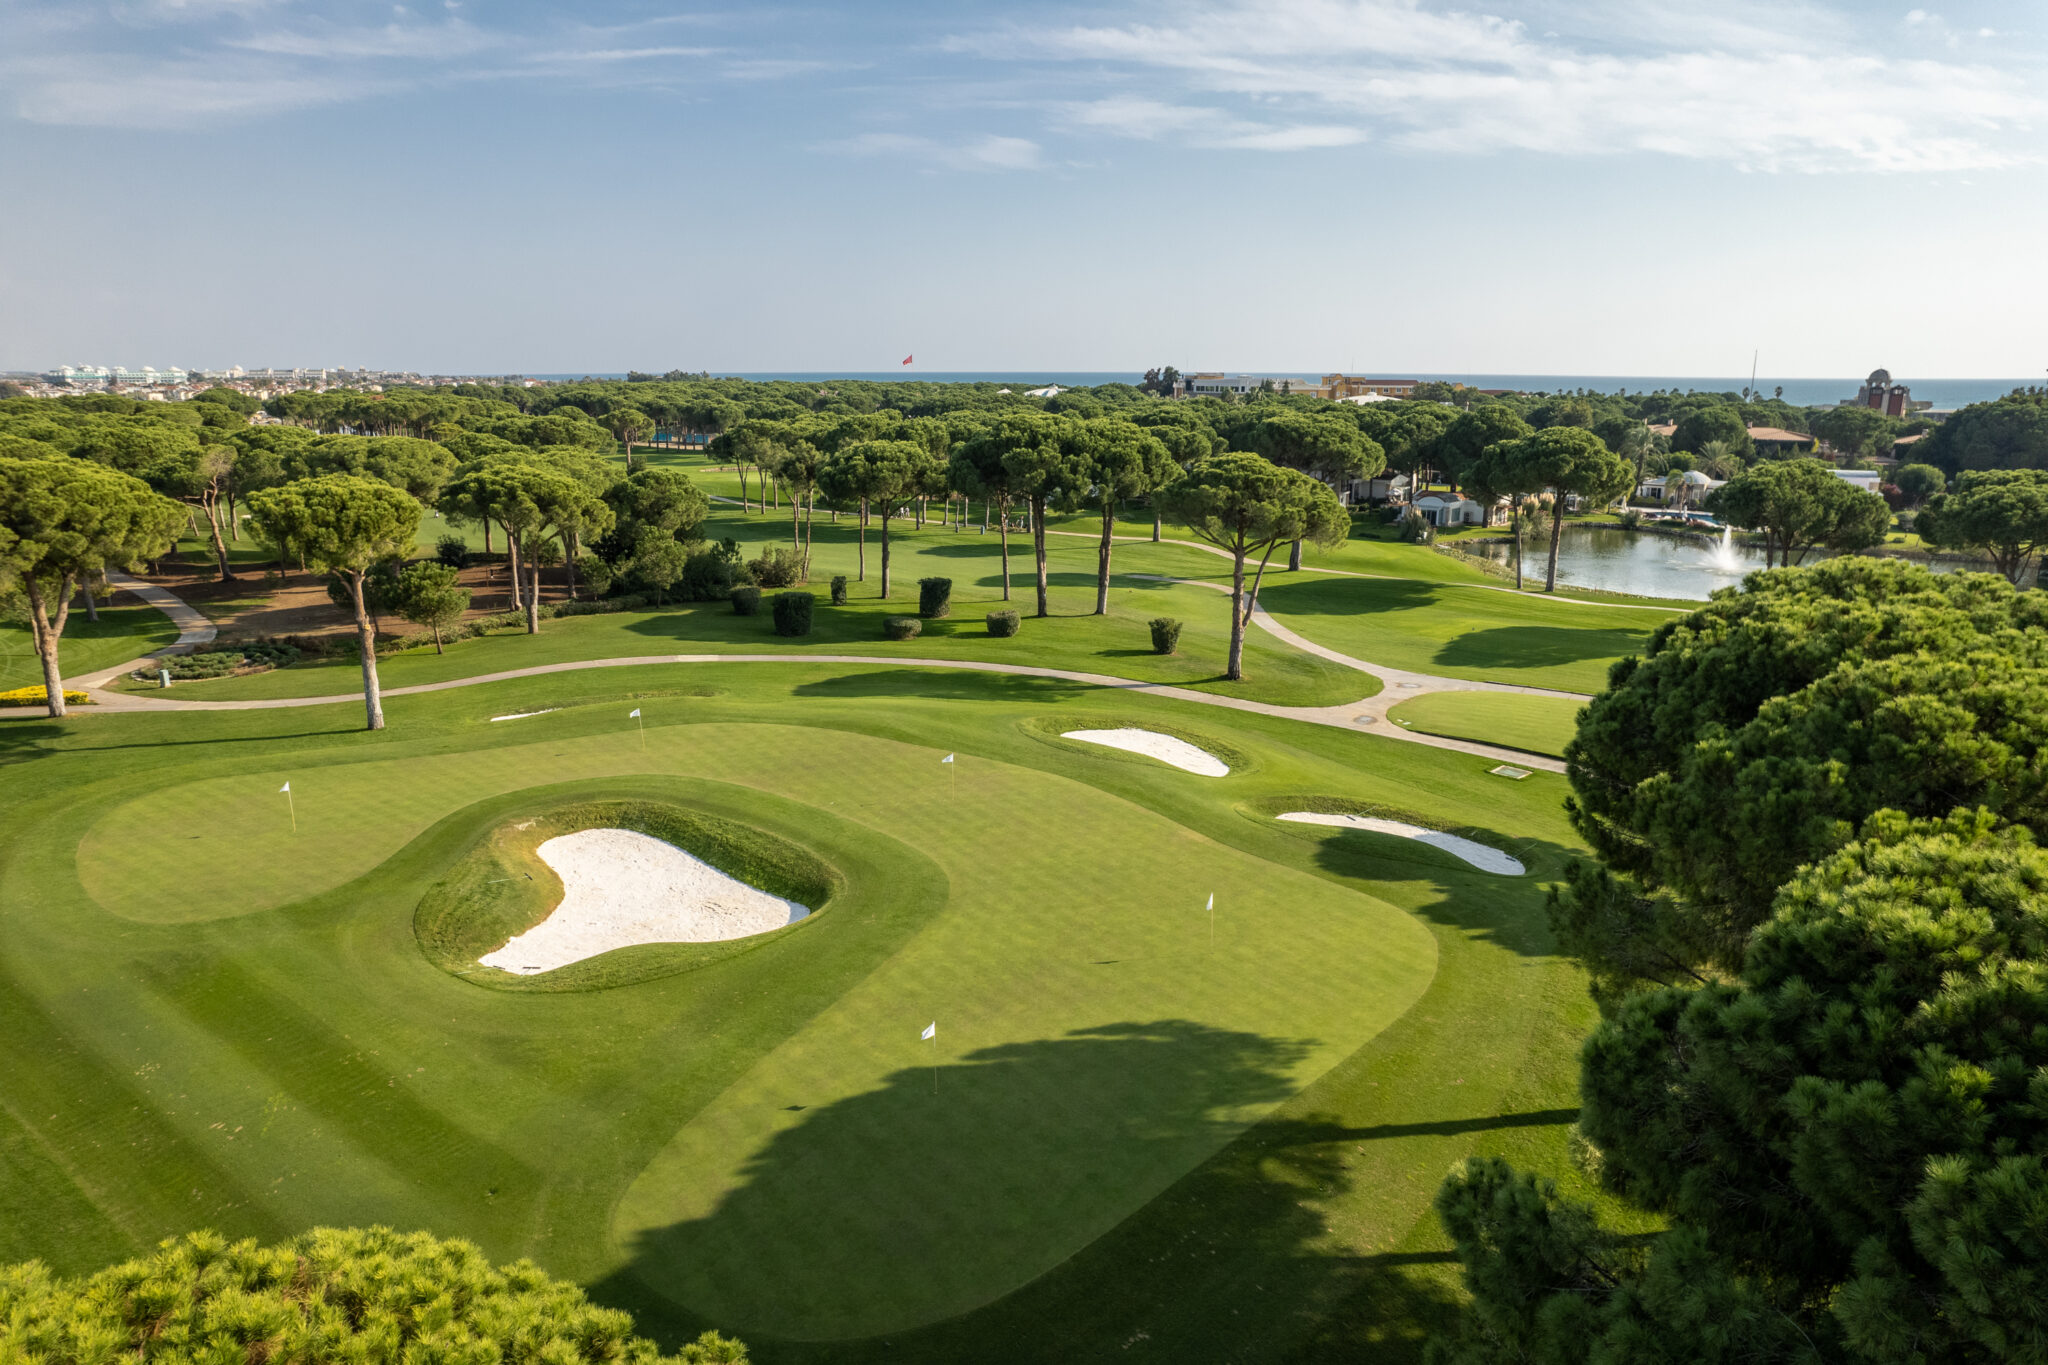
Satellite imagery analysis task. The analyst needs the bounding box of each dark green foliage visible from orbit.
[730,585,761,616]
[137,641,300,681]
[575,551,615,597]
[1893,462,1945,505]
[747,545,805,588]
[830,574,848,605]
[882,615,921,641]
[1706,459,1892,568]
[985,609,1020,637]
[678,540,753,602]
[435,533,470,569]
[918,576,952,618]
[1149,616,1183,654]
[1921,390,2048,477]
[772,591,813,637]
[1561,558,2048,980]
[626,539,690,600]
[1915,468,2048,584]
[0,1226,747,1363]
[1670,405,1754,459]
[391,561,471,652]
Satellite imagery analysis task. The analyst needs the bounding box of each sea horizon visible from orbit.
[522,372,2039,409]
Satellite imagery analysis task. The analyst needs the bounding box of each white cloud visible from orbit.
[824,131,1044,172]
[964,0,2044,173]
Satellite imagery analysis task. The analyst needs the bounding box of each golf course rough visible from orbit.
[15,653,1613,1363]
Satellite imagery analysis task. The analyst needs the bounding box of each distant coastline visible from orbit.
[525,372,2038,408]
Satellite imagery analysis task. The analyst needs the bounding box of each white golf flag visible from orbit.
[1206,892,1214,910]
[628,708,641,718]
[279,782,290,794]
[941,754,954,764]
[921,1021,936,1040]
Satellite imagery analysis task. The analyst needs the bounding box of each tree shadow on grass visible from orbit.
[600,1021,1308,1356]
[791,669,1094,703]
[594,1019,1555,1364]
[1300,825,1585,961]
[1255,576,1442,617]
[1432,625,1644,675]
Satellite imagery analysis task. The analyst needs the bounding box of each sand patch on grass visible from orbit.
[489,709,556,722]
[1276,812,1524,875]
[479,828,808,974]
[1061,728,1229,776]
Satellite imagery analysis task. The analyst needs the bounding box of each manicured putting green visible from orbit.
[1384,691,1588,760]
[73,716,1436,1338]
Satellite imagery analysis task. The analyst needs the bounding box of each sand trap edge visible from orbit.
[1061,728,1229,777]
[1276,812,1524,875]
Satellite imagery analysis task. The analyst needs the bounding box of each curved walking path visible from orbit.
[60,572,220,693]
[49,571,1574,773]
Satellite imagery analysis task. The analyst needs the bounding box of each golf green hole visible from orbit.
[416,799,840,993]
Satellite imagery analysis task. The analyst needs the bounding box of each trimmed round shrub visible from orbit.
[830,574,849,606]
[986,609,1020,638]
[434,534,470,569]
[773,591,814,637]
[883,616,922,641]
[731,586,762,616]
[1149,616,1183,655]
[918,576,953,619]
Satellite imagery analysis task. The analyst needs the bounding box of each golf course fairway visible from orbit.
[4,656,1615,1363]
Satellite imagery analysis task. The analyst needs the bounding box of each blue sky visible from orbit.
[2,1,2043,377]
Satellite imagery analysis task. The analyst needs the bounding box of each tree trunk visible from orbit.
[349,572,385,731]
[506,532,524,611]
[1032,497,1049,617]
[78,578,99,623]
[205,500,234,581]
[1287,537,1303,571]
[997,502,1011,601]
[804,489,816,575]
[737,465,750,512]
[1546,500,1565,592]
[1244,542,1279,627]
[433,624,444,655]
[526,557,542,634]
[1512,497,1525,591]
[27,577,73,718]
[856,499,867,581]
[1153,508,1162,543]
[1226,548,1248,681]
[482,519,492,554]
[1095,504,1115,614]
[880,511,893,598]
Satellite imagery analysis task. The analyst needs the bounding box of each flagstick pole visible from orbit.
[636,712,644,750]
[286,789,296,833]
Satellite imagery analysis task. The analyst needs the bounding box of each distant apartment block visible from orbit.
[1180,373,1419,400]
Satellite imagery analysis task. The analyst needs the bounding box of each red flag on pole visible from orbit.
[902,355,913,365]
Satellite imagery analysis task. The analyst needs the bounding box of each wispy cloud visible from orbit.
[823,131,1044,172]
[960,0,2045,172]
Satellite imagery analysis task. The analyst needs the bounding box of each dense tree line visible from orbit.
[1434,560,2048,1364]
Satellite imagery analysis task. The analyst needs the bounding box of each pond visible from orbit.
[1465,526,1959,602]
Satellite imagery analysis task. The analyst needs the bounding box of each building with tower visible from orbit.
[1843,368,1930,418]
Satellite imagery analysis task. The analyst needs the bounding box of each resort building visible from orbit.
[1636,470,1725,508]
[1413,492,1509,528]
[1842,368,1932,418]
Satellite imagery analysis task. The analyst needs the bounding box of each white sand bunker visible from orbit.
[479,828,808,975]
[489,709,556,723]
[1062,728,1229,776]
[1277,812,1524,876]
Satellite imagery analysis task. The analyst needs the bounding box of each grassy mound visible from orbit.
[416,798,841,992]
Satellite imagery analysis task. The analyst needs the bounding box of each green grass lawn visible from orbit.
[1385,691,1589,759]
[0,605,179,692]
[0,659,1641,1363]
[129,515,1375,710]
[1256,573,1667,695]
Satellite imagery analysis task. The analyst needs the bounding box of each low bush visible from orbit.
[679,540,754,602]
[773,591,813,637]
[1148,616,1183,655]
[748,546,805,588]
[830,574,848,606]
[435,534,471,569]
[986,609,1020,638]
[0,685,92,707]
[574,552,615,597]
[731,586,762,616]
[917,576,953,618]
[883,616,922,641]
[135,641,302,682]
